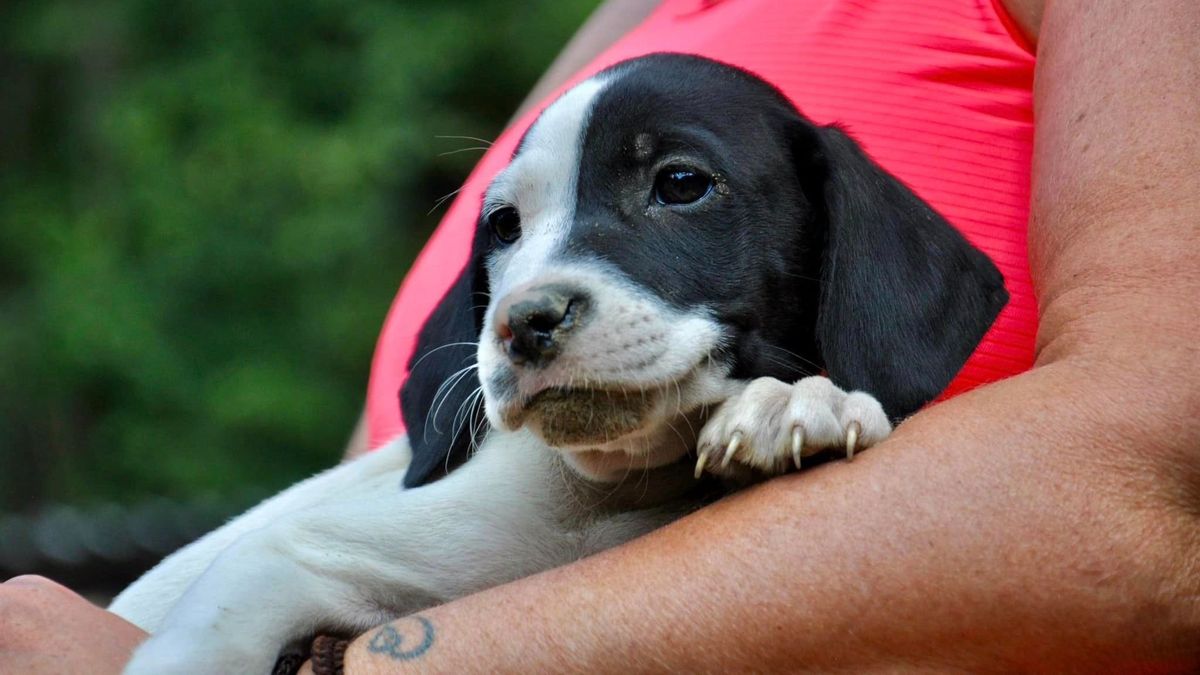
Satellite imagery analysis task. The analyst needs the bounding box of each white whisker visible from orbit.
[427,364,480,437]
[435,134,493,147]
[437,146,491,157]
[409,342,478,374]
[427,186,465,216]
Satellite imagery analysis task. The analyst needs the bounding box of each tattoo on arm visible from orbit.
[367,616,436,661]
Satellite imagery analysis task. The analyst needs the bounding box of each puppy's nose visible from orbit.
[495,283,590,367]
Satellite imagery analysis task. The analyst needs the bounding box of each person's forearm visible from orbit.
[338,355,1199,674]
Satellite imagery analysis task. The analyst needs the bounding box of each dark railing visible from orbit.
[0,493,263,602]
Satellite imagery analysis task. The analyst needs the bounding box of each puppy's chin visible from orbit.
[520,387,653,447]
[487,386,696,482]
[480,359,733,482]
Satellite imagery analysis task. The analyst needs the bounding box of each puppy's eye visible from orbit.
[487,206,522,244]
[653,166,713,205]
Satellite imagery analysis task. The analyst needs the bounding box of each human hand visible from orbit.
[0,575,147,675]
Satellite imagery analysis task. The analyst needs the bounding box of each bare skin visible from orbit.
[342,410,369,460]
[0,576,146,674]
[4,1,1199,673]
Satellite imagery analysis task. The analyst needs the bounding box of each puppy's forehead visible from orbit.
[491,76,608,211]
[583,57,799,162]
[486,56,791,298]
[496,56,779,204]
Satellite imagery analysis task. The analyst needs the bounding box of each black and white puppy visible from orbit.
[114,54,1006,675]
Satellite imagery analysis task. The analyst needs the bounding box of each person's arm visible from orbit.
[342,410,370,460]
[332,2,1200,672]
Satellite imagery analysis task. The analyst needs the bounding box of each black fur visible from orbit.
[800,124,1008,417]
[399,224,490,488]
[400,53,1007,487]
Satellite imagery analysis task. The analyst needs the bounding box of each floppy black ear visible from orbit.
[400,227,490,488]
[799,124,1008,419]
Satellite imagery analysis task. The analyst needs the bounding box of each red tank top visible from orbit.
[366,0,1038,449]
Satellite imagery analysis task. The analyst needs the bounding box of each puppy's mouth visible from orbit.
[504,386,659,448]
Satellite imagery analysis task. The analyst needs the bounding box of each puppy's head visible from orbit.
[402,54,1007,487]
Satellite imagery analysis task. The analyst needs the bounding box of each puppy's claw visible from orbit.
[845,421,860,461]
[790,425,804,469]
[694,449,710,479]
[719,431,744,468]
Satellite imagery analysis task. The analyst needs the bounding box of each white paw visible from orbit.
[694,376,891,478]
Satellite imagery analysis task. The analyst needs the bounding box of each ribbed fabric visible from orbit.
[367,0,1038,448]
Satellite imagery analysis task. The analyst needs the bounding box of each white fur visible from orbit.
[109,438,412,632]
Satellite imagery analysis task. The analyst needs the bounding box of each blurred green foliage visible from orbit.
[0,0,599,511]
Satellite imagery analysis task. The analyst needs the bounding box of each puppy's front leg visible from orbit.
[123,434,584,675]
[110,437,412,632]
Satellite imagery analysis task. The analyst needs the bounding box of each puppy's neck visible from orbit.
[549,450,716,515]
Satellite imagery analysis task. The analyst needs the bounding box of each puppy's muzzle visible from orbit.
[494,282,591,368]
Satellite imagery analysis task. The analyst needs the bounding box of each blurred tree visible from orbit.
[0,0,599,511]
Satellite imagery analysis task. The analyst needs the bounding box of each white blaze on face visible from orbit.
[474,72,735,469]
[483,76,608,301]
